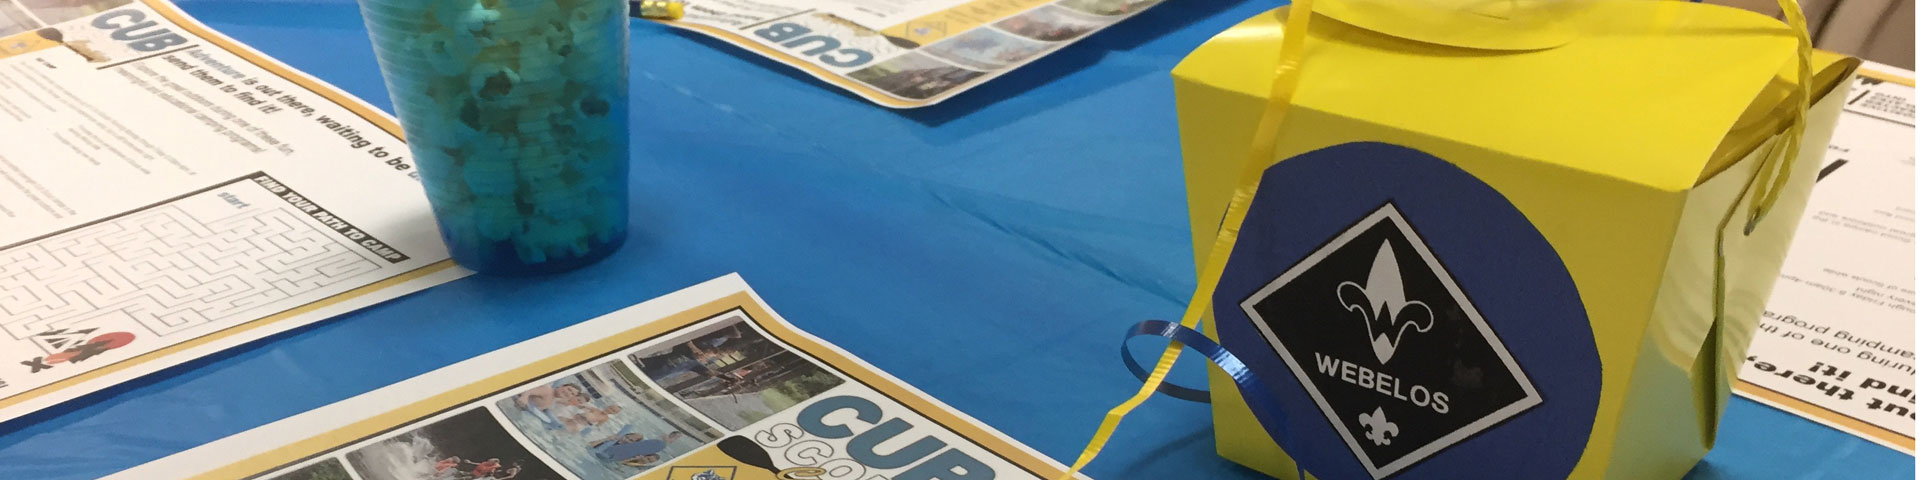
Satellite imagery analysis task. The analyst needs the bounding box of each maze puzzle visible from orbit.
[0,196,382,341]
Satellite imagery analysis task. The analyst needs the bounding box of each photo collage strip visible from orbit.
[254,312,849,480]
[0,0,134,45]
[846,0,1166,101]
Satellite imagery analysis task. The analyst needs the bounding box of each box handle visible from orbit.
[1742,0,1815,235]
[1695,0,1816,445]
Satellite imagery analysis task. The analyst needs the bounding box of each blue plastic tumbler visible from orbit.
[357,0,629,274]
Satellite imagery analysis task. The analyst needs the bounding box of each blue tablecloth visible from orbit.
[0,0,1909,478]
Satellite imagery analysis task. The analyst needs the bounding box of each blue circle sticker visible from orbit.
[1213,142,1600,479]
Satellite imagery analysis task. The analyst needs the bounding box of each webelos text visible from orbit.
[1315,352,1452,414]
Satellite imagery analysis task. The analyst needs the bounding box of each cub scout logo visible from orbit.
[1358,406,1398,446]
[667,466,735,480]
[1240,202,1541,479]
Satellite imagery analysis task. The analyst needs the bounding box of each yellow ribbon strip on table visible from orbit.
[1055,0,1317,478]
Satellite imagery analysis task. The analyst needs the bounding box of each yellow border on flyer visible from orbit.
[1729,64,1914,454]
[657,21,931,108]
[1857,68,1915,87]
[0,0,446,413]
[1735,381,1916,451]
[193,292,1070,479]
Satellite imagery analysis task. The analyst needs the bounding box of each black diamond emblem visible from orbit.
[1239,202,1541,479]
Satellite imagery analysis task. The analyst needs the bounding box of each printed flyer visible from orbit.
[641,0,1165,107]
[108,274,1083,480]
[1735,64,1916,454]
[0,0,466,423]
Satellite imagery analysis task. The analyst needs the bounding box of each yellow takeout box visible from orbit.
[1174,2,1858,479]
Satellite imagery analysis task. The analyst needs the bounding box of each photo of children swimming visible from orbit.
[344,408,565,480]
[922,28,1054,71]
[495,360,724,480]
[429,457,524,480]
[628,316,846,430]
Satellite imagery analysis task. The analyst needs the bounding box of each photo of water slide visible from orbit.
[495,360,724,480]
[345,408,565,480]
[629,317,846,430]
[847,53,986,101]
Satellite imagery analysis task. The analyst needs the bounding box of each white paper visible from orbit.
[650,0,1167,107]
[0,0,468,424]
[1735,63,1917,453]
[109,274,1084,480]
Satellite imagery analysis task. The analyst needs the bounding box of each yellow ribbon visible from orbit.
[1054,1,1316,478]
[1746,0,1814,233]
[1704,0,1813,428]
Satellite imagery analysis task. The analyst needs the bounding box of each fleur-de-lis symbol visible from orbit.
[1337,242,1436,364]
[1359,406,1399,446]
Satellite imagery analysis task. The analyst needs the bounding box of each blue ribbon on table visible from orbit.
[1120,320,1307,479]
